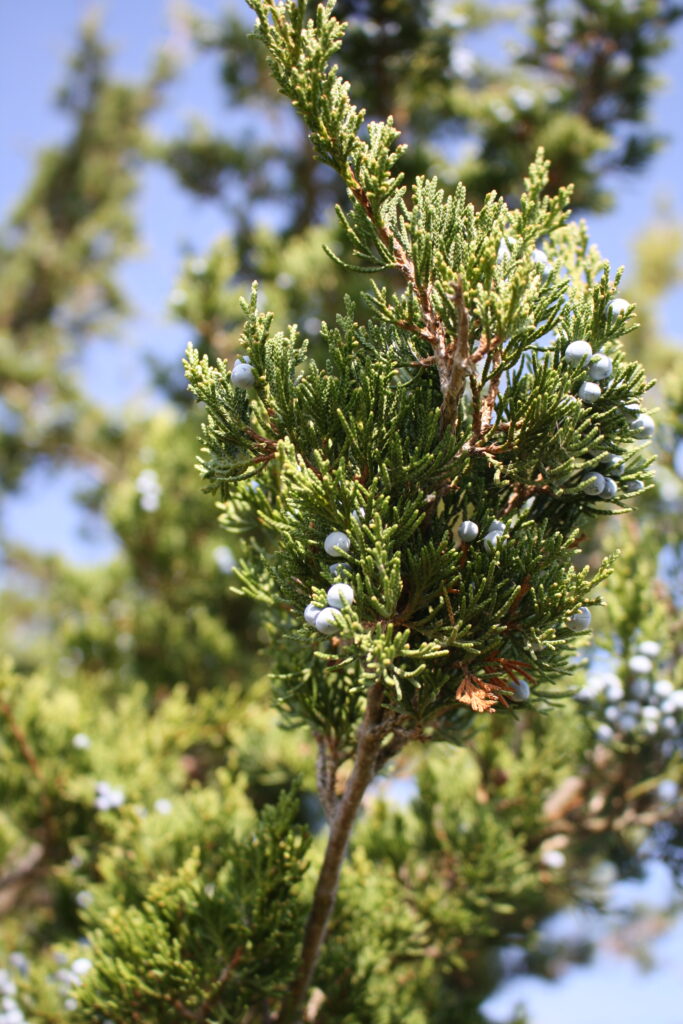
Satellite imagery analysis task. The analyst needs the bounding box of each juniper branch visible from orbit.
[279,680,386,1023]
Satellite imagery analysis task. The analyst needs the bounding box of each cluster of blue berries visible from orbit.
[579,640,683,751]
[135,468,162,514]
[457,518,509,551]
[0,965,27,1024]
[53,955,93,1014]
[304,527,356,636]
[563,305,653,500]
[93,780,125,812]
[564,337,613,406]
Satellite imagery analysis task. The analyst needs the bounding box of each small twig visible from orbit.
[479,345,502,435]
[505,576,531,625]
[439,278,473,433]
[503,478,552,515]
[177,948,243,1021]
[0,843,45,893]
[0,842,46,916]
[0,698,61,852]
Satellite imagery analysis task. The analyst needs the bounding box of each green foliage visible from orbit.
[187,1,654,744]
[70,791,309,1023]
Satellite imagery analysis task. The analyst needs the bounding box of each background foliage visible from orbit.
[1,2,682,1022]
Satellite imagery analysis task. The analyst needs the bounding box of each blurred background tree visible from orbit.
[0,1,682,1021]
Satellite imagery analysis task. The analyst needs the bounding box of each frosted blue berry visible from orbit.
[350,507,366,522]
[324,530,351,557]
[568,606,591,631]
[622,401,640,421]
[583,672,622,701]
[531,248,550,275]
[638,640,661,658]
[315,606,343,635]
[601,454,624,478]
[497,235,516,262]
[588,353,612,381]
[631,678,650,700]
[458,520,479,542]
[213,544,236,574]
[231,359,255,389]
[581,471,605,496]
[657,779,679,802]
[539,848,567,870]
[330,561,351,578]
[601,477,618,499]
[604,675,624,701]
[489,520,506,534]
[631,413,655,439]
[8,952,28,975]
[628,653,653,675]
[653,679,673,698]
[578,380,601,404]
[641,705,661,723]
[327,583,354,609]
[304,602,323,627]
[623,479,644,493]
[662,691,683,713]
[483,531,505,552]
[595,723,614,743]
[608,297,631,317]
[564,340,592,365]
[618,713,638,732]
[508,678,530,702]
[72,957,93,977]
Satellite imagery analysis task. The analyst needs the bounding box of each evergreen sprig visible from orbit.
[182,0,658,1013]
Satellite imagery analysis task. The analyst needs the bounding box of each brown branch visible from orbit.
[177,948,243,1021]
[278,681,387,1024]
[0,697,62,853]
[479,345,502,436]
[0,841,45,889]
[315,736,339,823]
[0,842,46,916]
[505,576,532,625]
[0,697,45,782]
[439,278,473,433]
[346,174,470,434]
[503,478,553,515]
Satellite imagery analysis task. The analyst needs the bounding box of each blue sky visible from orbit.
[1,3,683,1019]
